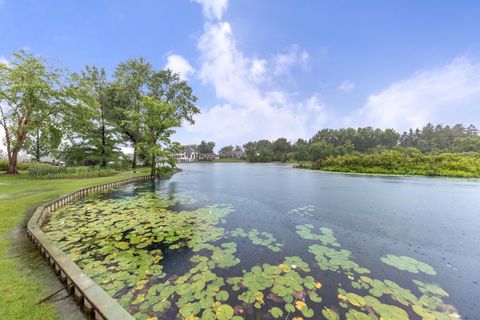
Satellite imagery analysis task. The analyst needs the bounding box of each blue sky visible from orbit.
[1,0,480,148]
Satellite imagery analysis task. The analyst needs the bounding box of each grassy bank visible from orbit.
[0,169,149,319]
[296,150,480,178]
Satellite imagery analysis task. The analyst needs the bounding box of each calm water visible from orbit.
[45,163,480,319]
[173,163,480,318]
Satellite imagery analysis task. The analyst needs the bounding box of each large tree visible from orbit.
[138,96,181,176]
[0,51,67,173]
[113,57,152,169]
[64,65,120,166]
[148,69,199,124]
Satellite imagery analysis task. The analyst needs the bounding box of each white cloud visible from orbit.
[192,0,228,20]
[338,80,355,92]
[351,57,480,130]
[250,59,267,81]
[165,54,195,80]
[274,45,309,76]
[176,19,327,147]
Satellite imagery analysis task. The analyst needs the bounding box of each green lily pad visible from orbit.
[381,255,437,275]
[270,307,283,318]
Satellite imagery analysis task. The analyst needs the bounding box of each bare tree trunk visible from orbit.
[132,144,137,172]
[7,153,18,174]
[150,154,156,176]
[101,123,106,167]
[35,128,40,161]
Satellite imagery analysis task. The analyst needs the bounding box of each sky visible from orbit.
[1,0,480,149]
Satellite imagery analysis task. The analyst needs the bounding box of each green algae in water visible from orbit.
[42,188,462,320]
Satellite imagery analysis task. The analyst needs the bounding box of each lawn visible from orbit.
[0,169,149,320]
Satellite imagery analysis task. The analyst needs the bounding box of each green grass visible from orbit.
[0,168,149,320]
[212,158,247,163]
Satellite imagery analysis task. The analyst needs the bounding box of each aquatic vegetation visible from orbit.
[228,257,321,318]
[381,254,437,275]
[43,191,461,320]
[308,244,370,274]
[227,227,283,252]
[288,205,315,217]
[296,224,341,247]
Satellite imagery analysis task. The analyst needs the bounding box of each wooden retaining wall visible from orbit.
[27,175,155,320]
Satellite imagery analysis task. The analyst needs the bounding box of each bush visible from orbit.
[27,165,119,178]
[311,150,480,177]
[0,160,59,172]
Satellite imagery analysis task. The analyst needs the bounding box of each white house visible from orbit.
[176,146,199,162]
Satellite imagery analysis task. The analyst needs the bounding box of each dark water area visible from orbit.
[45,163,480,319]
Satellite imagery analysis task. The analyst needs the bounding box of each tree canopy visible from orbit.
[0,51,199,175]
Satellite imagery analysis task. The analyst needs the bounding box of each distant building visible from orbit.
[219,147,245,159]
[198,152,218,161]
[176,146,199,162]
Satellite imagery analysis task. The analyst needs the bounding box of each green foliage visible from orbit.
[0,50,69,173]
[310,150,480,177]
[27,165,118,178]
[239,124,480,176]
[64,65,121,167]
[311,127,400,151]
[244,140,275,162]
[400,123,478,152]
[198,140,216,154]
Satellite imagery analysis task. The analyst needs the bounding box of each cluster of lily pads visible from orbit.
[43,188,461,320]
[296,223,460,320]
[288,205,316,217]
[227,228,283,252]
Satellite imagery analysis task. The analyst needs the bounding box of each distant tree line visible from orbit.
[0,50,199,175]
[241,124,480,163]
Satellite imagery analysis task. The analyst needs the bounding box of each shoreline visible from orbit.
[294,166,480,180]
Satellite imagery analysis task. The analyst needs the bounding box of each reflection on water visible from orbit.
[42,163,480,319]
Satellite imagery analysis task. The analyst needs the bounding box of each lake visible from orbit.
[43,163,480,320]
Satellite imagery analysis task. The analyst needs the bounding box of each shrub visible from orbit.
[311,150,480,177]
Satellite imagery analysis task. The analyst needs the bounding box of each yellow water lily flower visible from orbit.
[315,282,322,289]
[338,294,347,301]
[278,263,290,272]
[295,301,307,310]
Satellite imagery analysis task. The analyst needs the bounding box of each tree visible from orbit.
[138,96,181,176]
[198,140,215,154]
[453,136,480,152]
[219,145,234,157]
[65,65,120,167]
[308,141,334,161]
[243,140,274,162]
[293,138,309,161]
[148,69,199,124]
[272,137,291,162]
[113,57,152,170]
[0,51,67,173]
[24,125,62,161]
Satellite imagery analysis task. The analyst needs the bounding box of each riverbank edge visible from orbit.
[293,164,480,179]
[27,176,159,320]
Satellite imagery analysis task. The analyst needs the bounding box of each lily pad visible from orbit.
[381,255,437,275]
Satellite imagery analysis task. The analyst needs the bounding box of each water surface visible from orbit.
[43,163,480,319]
